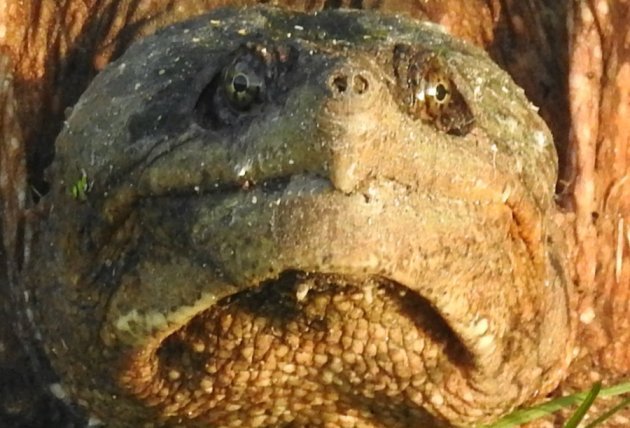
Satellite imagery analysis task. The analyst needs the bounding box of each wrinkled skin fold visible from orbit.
[21,8,575,427]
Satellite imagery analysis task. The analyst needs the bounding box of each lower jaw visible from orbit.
[133,271,467,426]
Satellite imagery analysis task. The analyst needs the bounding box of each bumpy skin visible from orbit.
[0,1,629,428]
[23,7,573,427]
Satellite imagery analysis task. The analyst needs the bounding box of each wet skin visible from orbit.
[20,7,578,427]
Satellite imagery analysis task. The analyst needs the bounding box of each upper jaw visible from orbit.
[104,168,536,348]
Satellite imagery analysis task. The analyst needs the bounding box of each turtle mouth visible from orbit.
[158,270,473,367]
[108,172,543,425]
[149,270,469,425]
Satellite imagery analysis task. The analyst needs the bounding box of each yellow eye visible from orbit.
[223,62,264,110]
[407,55,453,117]
[393,44,474,135]
[424,74,452,118]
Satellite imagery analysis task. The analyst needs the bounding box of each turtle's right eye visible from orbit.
[194,43,295,130]
[193,48,269,129]
[223,60,265,111]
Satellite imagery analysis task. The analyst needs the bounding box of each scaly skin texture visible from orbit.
[0,1,628,427]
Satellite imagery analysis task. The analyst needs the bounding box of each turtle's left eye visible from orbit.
[223,60,265,111]
[393,45,474,136]
[427,80,450,104]
[414,71,452,112]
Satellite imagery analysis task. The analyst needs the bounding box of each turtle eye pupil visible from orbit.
[222,62,265,111]
[233,73,249,93]
[194,46,281,129]
[435,83,448,102]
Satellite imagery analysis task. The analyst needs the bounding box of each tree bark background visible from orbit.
[564,0,630,393]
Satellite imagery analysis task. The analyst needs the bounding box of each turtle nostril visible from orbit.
[331,74,370,95]
[332,75,348,93]
[353,74,369,94]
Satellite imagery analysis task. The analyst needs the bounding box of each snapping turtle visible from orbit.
[0,1,628,427]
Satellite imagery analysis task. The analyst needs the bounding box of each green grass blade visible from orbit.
[583,396,630,428]
[481,381,630,428]
[563,382,601,428]
[597,382,630,397]
[481,396,587,428]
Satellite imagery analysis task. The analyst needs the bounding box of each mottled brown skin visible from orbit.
[0,1,628,427]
